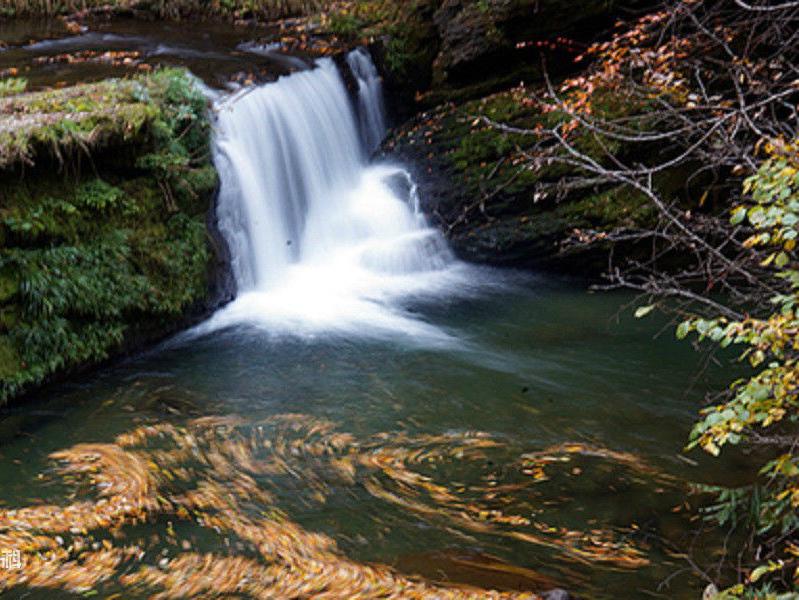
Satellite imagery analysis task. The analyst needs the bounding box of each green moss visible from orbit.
[0,78,28,98]
[381,18,438,83]
[320,1,439,85]
[74,179,126,211]
[386,77,672,266]
[0,337,20,379]
[5,0,323,19]
[0,68,217,403]
[559,186,655,229]
[327,12,367,37]
[0,78,159,169]
[0,267,19,304]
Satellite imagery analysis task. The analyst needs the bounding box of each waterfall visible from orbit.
[204,49,463,339]
[346,47,387,154]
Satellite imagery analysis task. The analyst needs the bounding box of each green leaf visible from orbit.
[634,305,655,318]
[749,564,774,583]
[731,206,747,225]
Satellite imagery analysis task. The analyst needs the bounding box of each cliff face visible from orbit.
[0,70,230,403]
[375,0,660,269]
[369,0,647,109]
[431,0,621,87]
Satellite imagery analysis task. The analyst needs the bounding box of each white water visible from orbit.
[346,47,387,154]
[200,50,471,341]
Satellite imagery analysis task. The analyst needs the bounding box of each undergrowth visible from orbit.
[0,68,218,402]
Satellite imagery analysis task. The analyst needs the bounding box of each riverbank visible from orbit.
[381,87,661,270]
[0,69,230,403]
[2,0,326,20]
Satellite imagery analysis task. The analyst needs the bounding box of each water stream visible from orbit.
[0,31,746,599]
[203,52,461,340]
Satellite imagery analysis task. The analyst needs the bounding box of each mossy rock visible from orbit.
[0,68,225,404]
[0,79,159,169]
[0,337,21,380]
[4,0,325,19]
[384,82,667,269]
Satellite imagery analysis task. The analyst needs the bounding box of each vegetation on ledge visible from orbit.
[2,0,325,20]
[0,69,221,403]
[0,77,158,168]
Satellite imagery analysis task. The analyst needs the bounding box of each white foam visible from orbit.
[203,50,471,343]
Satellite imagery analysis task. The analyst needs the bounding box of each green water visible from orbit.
[0,273,747,598]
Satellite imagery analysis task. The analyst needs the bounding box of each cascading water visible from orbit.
[346,47,387,154]
[201,50,467,339]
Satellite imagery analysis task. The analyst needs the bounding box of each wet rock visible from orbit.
[382,86,658,272]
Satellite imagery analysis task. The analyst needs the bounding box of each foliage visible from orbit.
[326,11,366,37]
[3,0,325,19]
[0,78,27,98]
[458,0,799,594]
[482,0,799,319]
[0,78,159,168]
[320,1,439,82]
[677,140,799,597]
[0,68,218,402]
[0,415,661,596]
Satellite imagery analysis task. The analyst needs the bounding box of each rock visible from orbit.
[432,0,513,86]
[0,70,232,405]
[382,85,657,271]
[429,0,642,89]
[542,589,571,600]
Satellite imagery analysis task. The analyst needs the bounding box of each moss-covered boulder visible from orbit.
[382,85,663,268]
[0,69,229,403]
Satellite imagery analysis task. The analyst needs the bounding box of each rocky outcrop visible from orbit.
[343,0,650,120]
[382,86,660,270]
[376,0,665,270]
[430,0,619,88]
[0,70,231,403]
